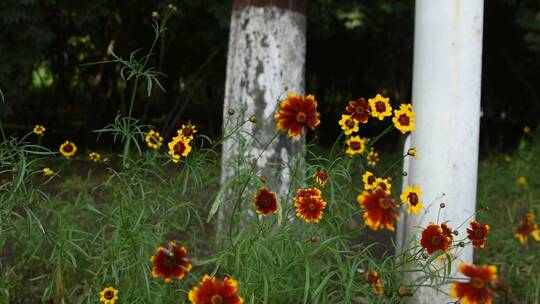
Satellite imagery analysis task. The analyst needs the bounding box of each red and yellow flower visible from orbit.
[362,171,377,190]
[338,114,359,135]
[357,189,399,231]
[365,271,383,295]
[369,94,392,120]
[178,122,197,140]
[345,135,365,156]
[467,221,490,249]
[33,125,46,136]
[253,188,278,216]
[188,275,244,304]
[168,136,192,163]
[367,148,379,167]
[346,97,370,123]
[514,212,540,244]
[145,130,164,149]
[99,287,119,304]
[374,177,391,195]
[150,242,192,283]
[294,187,326,223]
[420,223,453,255]
[59,141,77,158]
[450,264,497,304]
[400,185,423,214]
[275,93,320,139]
[313,170,328,185]
[392,103,415,133]
[89,152,101,162]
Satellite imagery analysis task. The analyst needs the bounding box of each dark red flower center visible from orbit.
[350,141,362,150]
[63,144,73,153]
[471,277,485,289]
[474,229,484,238]
[182,127,193,137]
[345,119,355,129]
[398,114,410,126]
[367,175,376,184]
[378,182,387,191]
[407,193,419,206]
[431,235,441,245]
[173,142,186,154]
[355,107,365,114]
[260,195,272,207]
[211,294,223,304]
[308,203,316,211]
[375,101,386,112]
[104,290,114,299]
[378,198,391,209]
[296,112,307,123]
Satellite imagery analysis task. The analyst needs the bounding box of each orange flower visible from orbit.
[294,187,326,223]
[346,97,370,123]
[188,275,244,304]
[514,212,540,244]
[313,170,328,185]
[253,188,278,216]
[357,190,399,231]
[450,264,497,304]
[150,242,192,283]
[275,93,320,139]
[420,223,453,255]
[365,271,383,295]
[467,221,490,248]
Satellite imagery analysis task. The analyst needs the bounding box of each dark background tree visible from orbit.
[0,0,538,153]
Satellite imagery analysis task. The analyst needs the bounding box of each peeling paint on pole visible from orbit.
[221,3,306,196]
[398,0,484,302]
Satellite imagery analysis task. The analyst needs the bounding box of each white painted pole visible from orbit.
[400,0,484,302]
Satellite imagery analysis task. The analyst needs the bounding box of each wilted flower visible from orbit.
[253,188,278,216]
[313,170,328,185]
[365,271,383,295]
[150,242,192,283]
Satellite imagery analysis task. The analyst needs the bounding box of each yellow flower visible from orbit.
[177,122,197,141]
[345,135,365,155]
[504,155,512,163]
[168,136,192,163]
[367,147,379,167]
[89,152,101,162]
[400,185,423,214]
[362,171,377,190]
[338,114,359,135]
[145,130,163,149]
[523,126,531,134]
[99,287,119,304]
[392,104,415,133]
[59,141,77,158]
[43,168,54,176]
[407,147,417,159]
[33,125,46,136]
[516,176,527,186]
[368,94,392,120]
[374,177,391,195]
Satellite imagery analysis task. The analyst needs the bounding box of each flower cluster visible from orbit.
[167,123,197,163]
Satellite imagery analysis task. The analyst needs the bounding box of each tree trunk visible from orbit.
[220,1,307,195]
[397,0,484,302]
